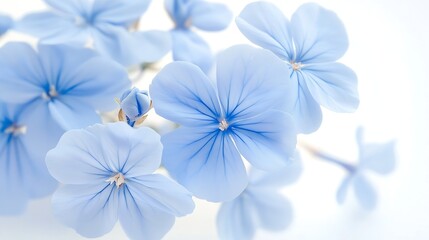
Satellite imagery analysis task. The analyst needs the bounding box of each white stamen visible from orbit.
[4,125,27,136]
[106,173,125,188]
[42,85,58,100]
[291,61,303,71]
[218,119,229,131]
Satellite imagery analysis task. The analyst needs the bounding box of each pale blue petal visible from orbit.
[14,12,89,45]
[216,45,293,120]
[353,174,377,210]
[171,29,213,73]
[165,0,193,28]
[92,24,170,66]
[217,196,256,240]
[126,175,194,217]
[0,14,13,35]
[359,141,396,175]
[336,176,352,204]
[52,183,119,238]
[119,184,175,240]
[236,1,294,60]
[231,110,296,171]
[190,1,232,31]
[251,191,293,231]
[291,3,348,63]
[0,42,45,103]
[92,0,151,26]
[162,127,247,202]
[150,61,221,127]
[302,63,359,112]
[44,0,90,15]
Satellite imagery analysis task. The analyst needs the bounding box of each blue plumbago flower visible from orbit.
[0,13,13,35]
[217,156,302,240]
[0,42,130,131]
[165,0,233,72]
[119,87,151,127]
[14,0,170,66]
[308,127,396,210]
[150,45,297,202]
[0,102,59,215]
[45,122,195,239]
[236,2,359,133]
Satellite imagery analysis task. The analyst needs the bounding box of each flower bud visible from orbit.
[119,88,151,126]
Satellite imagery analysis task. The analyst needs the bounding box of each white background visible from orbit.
[0,0,427,239]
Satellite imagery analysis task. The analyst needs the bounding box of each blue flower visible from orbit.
[165,0,232,72]
[0,102,59,215]
[14,0,170,66]
[119,87,151,127]
[236,2,359,133]
[217,156,302,240]
[150,45,297,202]
[45,122,195,239]
[0,42,130,131]
[336,127,396,210]
[0,13,13,35]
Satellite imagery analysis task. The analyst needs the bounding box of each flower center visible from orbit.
[4,124,27,136]
[290,61,303,71]
[106,173,125,188]
[42,85,58,100]
[218,119,229,131]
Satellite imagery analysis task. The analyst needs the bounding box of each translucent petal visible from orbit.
[162,127,247,202]
[190,1,232,31]
[150,61,221,127]
[291,3,348,63]
[119,184,175,240]
[52,183,119,238]
[171,29,213,73]
[336,175,352,204]
[236,1,294,60]
[302,63,359,112]
[251,191,293,231]
[216,45,293,120]
[353,174,377,210]
[231,110,297,171]
[92,0,151,26]
[359,141,396,175]
[44,0,90,15]
[0,14,13,35]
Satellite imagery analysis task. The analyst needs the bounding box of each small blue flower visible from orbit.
[0,13,13,35]
[336,127,396,210]
[165,0,232,72]
[0,102,59,215]
[237,2,359,133]
[150,45,297,202]
[45,122,195,239]
[217,156,302,240]
[0,42,130,131]
[14,0,170,66]
[119,88,151,127]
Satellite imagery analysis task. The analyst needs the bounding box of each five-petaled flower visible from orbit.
[46,122,195,239]
[237,2,359,133]
[150,45,297,202]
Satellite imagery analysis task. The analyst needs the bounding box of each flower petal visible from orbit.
[14,12,89,45]
[150,61,221,127]
[52,183,119,238]
[44,0,90,15]
[231,110,297,171]
[118,184,175,240]
[0,42,45,103]
[92,0,151,26]
[216,45,293,120]
[302,63,359,112]
[236,1,294,60]
[251,191,293,231]
[217,196,256,240]
[127,175,194,217]
[162,127,247,202]
[336,175,352,204]
[0,14,13,35]
[171,29,214,73]
[359,141,396,175]
[353,174,377,210]
[190,1,232,31]
[291,3,348,63]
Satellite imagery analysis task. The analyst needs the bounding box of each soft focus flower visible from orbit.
[119,88,151,127]
[0,102,59,215]
[0,13,13,35]
[45,122,195,239]
[165,0,232,72]
[150,45,297,202]
[14,0,170,66]
[336,127,396,210]
[237,2,359,133]
[217,156,302,240]
[0,42,130,131]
